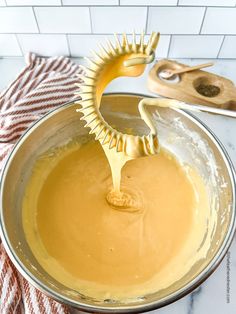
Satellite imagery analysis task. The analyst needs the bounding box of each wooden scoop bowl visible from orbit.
[148,59,236,111]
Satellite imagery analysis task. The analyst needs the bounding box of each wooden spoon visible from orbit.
[159,62,214,80]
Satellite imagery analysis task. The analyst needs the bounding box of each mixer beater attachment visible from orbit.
[76,32,161,158]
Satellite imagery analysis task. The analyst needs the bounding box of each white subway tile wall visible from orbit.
[68,34,114,57]
[0,7,38,33]
[0,2,236,58]
[169,35,224,58]
[91,7,147,33]
[62,1,119,5]
[120,1,177,5]
[6,0,61,5]
[18,34,69,56]
[178,0,236,6]
[34,7,91,33]
[147,7,205,34]
[0,34,21,56]
[202,8,236,34]
[219,36,236,58]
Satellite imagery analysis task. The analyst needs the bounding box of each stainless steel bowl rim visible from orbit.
[0,92,236,313]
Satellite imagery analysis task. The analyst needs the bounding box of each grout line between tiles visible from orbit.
[15,34,24,56]
[66,34,71,57]
[32,6,40,33]
[145,6,149,34]
[167,35,172,58]
[89,6,93,33]
[199,7,207,34]
[217,35,226,58]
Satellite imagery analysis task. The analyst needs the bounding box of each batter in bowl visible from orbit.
[22,138,212,301]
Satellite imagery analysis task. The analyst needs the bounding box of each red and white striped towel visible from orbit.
[0,53,83,314]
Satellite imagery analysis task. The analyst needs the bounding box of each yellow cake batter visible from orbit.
[22,139,212,301]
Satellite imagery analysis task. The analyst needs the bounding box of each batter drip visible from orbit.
[102,144,134,210]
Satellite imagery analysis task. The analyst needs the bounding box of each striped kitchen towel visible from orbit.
[0,53,83,314]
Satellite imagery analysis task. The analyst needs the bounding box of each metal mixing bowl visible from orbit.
[0,93,235,313]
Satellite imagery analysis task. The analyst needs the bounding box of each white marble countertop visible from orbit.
[1,57,236,314]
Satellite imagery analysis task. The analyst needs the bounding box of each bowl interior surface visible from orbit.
[0,93,235,313]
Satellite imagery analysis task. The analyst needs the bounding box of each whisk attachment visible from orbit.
[124,32,160,67]
[76,31,160,158]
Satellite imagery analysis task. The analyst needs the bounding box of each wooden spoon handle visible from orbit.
[174,62,214,75]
